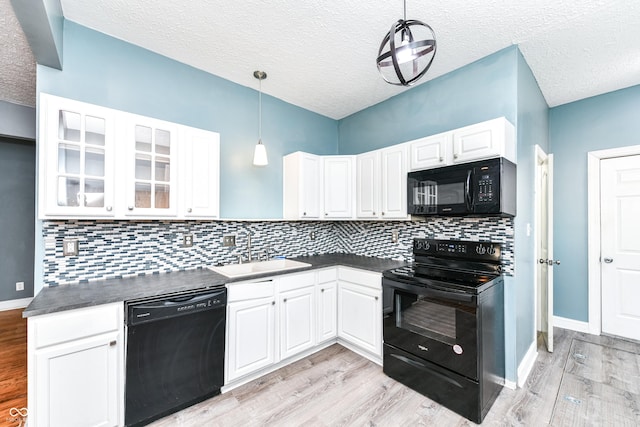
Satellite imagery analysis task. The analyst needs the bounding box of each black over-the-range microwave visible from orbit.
[407,157,516,217]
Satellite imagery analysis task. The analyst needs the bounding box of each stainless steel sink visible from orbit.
[208,259,311,278]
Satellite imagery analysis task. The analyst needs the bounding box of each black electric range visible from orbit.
[382,238,505,424]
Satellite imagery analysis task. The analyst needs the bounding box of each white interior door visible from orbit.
[601,155,640,340]
[536,148,554,352]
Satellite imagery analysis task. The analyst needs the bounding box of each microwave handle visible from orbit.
[465,170,473,210]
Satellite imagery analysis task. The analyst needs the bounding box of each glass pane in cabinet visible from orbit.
[135,182,152,208]
[135,154,152,180]
[155,156,170,182]
[85,116,105,146]
[58,110,81,142]
[58,143,81,174]
[155,184,170,209]
[155,129,171,155]
[57,177,80,207]
[135,125,152,152]
[85,147,105,177]
[84,179,104,207]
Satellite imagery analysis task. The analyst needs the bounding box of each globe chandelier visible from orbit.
[376,0,437,86]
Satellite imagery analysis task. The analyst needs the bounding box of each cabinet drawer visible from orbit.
[338,267,381,289]
[317,268,337,283]
[227,279,275,302]
[32,303,122,349]
[279,271,316,292]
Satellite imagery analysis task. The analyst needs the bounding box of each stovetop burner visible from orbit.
[382,238,504,294]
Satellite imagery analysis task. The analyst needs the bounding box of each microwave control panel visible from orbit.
[477,173,495,203]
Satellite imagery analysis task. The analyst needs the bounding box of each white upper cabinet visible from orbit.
[39,94,116,218]
[181,126,220,218]
[356,151,380,218]
[380,144,408,219]
[283,151,322,219]
[356,145,408,220]
[408,117,516,171]
[452,117,516,164]
[408,132,452,171]
[323,156,355,219]
[125,115,179,217]
[38,94,220,219]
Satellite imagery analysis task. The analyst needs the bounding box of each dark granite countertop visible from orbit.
[23,254,406,317]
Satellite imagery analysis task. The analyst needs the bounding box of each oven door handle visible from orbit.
[424,287,475,303]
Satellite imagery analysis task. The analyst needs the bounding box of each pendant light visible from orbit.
[252,70,268,166]
[376,0,437,86]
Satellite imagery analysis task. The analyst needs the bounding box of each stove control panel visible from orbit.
[413,238,501,262]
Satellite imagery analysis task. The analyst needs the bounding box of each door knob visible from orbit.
[539,259,546,264]
[603,258,613,263]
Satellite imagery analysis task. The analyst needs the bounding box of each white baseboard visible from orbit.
[504,379,517,390]
[0,297,32,311]
[554,316,591,334]
[517,340,538,388]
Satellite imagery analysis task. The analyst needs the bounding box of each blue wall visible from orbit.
[338,47,525,382]
[338,47,518,154]
[549,84,640,321]
[514,51,549,364]
[37,21,339,219]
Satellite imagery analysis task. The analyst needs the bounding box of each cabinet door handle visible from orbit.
[272,301,275,305]
[283,298,287,303]
[439,157,444,162]
[106,206,112,212]
[381,212,385,216]
[453,153,459,159]
[128,206,134,211]
[109,340,117,347]
[303,212,307,216]
[187,208,193,213]
[372,211,376,215]
[321,288,325,293]
[375,296,379,301]
[603,258,613,263]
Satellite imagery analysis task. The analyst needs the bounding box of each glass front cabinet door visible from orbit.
[40,95,115,217]
[125,116,178,217]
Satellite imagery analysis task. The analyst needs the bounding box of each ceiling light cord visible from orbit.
[252,70,268,166]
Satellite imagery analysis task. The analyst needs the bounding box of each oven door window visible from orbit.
[397,295,456,345]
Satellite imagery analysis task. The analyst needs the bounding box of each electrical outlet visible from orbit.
[63,238,79,256]
[392,230,399,244]
[222,235,236,247]
[310,231,316,240]
[183,234,193,247]
[16,282,24,291]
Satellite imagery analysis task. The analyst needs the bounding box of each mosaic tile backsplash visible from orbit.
[42,217,514,286]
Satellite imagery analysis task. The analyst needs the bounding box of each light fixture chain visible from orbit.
[403,0,406,21]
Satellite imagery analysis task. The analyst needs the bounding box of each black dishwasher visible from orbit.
[125,288,227,427]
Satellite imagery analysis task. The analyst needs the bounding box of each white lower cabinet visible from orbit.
[337,268,382,359]
[279,285,315,360]
[225,267,382,389]
[28,303,124,427]
[316,268,338,343]
[226,279,277,383]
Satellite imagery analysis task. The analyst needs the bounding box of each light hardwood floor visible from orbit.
[0,309,27,427]
[151,328,640,426]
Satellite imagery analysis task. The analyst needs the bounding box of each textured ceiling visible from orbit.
[0,0,36,107]
[3,1,640,118]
